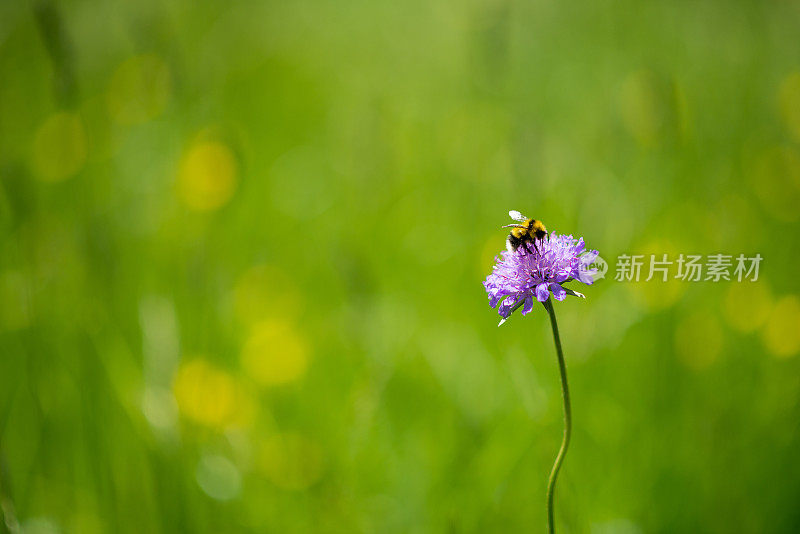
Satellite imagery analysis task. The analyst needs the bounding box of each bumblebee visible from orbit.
[503,210,547,254]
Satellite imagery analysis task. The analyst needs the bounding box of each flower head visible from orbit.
[483,232,598,325]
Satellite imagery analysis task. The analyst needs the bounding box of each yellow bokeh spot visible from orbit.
[778,72,800,143]
[761,295,800,358]
[107,54,171,124]
[173,359,250,428]
[723,281,772,333]
[32,112,87,182]
[242,321,309,386]
[177,141,238,211]
[259,433,323,490]
[751,146,800,222]
[234,265,302,325]
[675,311,723,370]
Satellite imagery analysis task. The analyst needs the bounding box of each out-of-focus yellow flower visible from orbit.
[241,320,309,386]
[234,265,303,325]
[778,72,800,143]
[723,281,772,333]
[762,295,800,358]
[675,311,723,370]
[32,112,87,182]
[258,433,324,491]
[177,141,238,211]
[173,359,251,428]
[107,54,171,124]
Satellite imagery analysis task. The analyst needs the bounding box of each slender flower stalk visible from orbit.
[483,214,598,532]
[543,297,570,534]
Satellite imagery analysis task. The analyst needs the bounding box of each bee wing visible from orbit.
[508,210,528,222]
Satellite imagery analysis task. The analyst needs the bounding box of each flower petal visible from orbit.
[521,296,534,316]
[488,289,505,308]
[580,250,598,265]
[497,296,515,317]
[535,282,550,302]
[549,282,567,301]
[577,267,597,285]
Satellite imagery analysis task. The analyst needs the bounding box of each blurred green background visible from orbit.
[2,0,800,532]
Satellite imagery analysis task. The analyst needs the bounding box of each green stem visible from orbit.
[543,298,571,534]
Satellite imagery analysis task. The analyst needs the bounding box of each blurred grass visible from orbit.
[1,0,800,532]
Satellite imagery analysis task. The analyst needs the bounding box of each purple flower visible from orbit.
[483,232,598,325]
